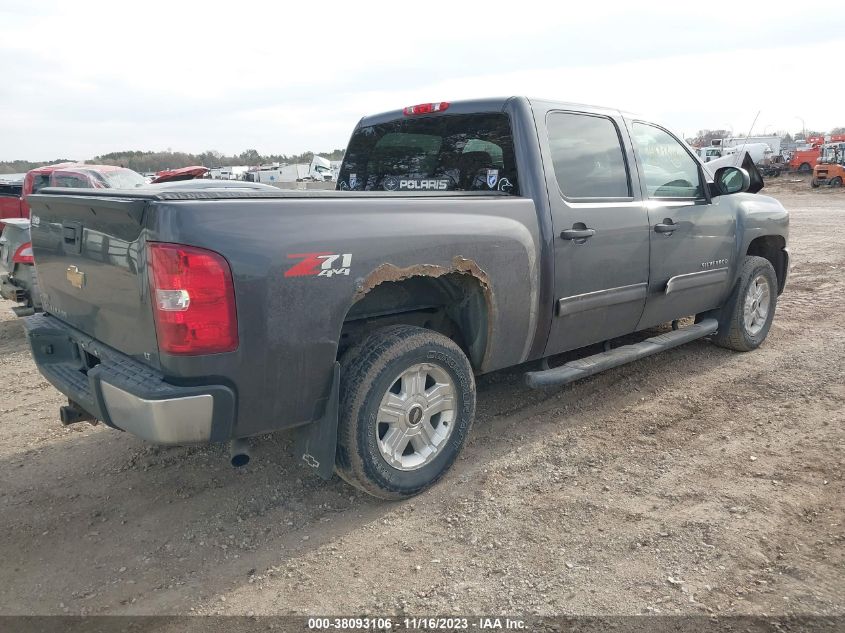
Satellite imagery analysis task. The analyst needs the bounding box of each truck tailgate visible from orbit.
[28,192,159,364]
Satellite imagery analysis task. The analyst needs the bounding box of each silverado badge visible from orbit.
[66,265,85,289]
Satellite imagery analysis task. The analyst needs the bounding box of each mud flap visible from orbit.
[294,362,340,480]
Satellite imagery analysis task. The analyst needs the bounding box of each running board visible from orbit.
[524,318,718,389]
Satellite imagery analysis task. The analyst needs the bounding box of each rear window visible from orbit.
[0,182,22,197]
[93,168,147,189]
[338,113,519,194]
[52,173,91,188]
[31,174,52,193]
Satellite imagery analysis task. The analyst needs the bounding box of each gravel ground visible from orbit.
[0,180,842,617]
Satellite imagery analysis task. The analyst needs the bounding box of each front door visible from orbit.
[627,121,736,329]
[539,109,650,356]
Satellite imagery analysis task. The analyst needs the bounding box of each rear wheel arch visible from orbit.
[338,271,490,371]
[746,235,787,294]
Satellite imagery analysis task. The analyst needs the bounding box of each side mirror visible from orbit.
[712,166,750,196]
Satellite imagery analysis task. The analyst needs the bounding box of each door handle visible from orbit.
[654,219,677,234]
[560,228,596,240]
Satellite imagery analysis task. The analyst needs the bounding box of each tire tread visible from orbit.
[335,325,474,500]
[712,255,777,352]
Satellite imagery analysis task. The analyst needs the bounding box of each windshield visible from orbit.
[95,168,147,189]
[821,145,843,164]
[339,113,519,194]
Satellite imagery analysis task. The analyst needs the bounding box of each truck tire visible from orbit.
[711,256,778,352]
[831,177,843,188]
[335,325,475,499]
[799,162,811,173]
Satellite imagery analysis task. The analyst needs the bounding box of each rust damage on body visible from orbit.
[353,257,496,371]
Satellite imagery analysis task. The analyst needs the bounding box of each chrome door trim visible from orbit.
[557,282,647,317]
[665,268,729,295]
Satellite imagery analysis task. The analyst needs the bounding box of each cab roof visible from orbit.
[27,163,128,176]
[357,97,628,128]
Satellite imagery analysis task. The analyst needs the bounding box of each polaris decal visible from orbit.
[384,176,450,191]
[285,252,352,278]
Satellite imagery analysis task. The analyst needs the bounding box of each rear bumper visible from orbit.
[24,313,235,444]
[0,274,26,302]
[1,265,39,308]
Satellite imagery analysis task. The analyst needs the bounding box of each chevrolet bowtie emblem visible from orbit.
[66,265,85,289]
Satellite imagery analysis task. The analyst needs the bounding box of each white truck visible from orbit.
[697,146,724,163]
[250,157,335,183]
[722,143,774,165]
[724,135,782,155]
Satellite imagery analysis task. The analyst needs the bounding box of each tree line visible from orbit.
[0,148,346,175]
[6,127,845,175]
[0,158,75,175]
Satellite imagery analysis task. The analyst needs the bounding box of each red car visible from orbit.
[151,165,209,183]
[0,174,27,224]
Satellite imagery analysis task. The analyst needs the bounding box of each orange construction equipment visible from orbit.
[811,142,845,188]
[789,134,845,173]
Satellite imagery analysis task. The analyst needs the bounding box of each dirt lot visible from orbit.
[0,178,842,618]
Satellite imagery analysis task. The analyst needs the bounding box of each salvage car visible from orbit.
[150,165,209,183]
[23,97,789,499]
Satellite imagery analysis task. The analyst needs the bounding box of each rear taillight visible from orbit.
[12,242,34,264]
[403,101,449,116]
[148,242,238,355]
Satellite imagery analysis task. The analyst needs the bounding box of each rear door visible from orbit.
[537,108,650,355]
[627,121,735,329]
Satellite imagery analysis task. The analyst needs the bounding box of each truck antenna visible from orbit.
[737,111,761,166]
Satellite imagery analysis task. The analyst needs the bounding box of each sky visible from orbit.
[0,0,843,161]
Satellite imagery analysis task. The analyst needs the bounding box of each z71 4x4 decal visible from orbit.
[285,252,352,278]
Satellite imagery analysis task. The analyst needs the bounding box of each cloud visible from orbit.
[0,0,843,160]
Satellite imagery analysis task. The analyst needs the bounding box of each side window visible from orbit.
[631,123,703,199]
[546,112,631,199]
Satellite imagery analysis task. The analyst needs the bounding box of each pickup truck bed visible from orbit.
[27,187,541,444]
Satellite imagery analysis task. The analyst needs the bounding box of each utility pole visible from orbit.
[795,116,806,140]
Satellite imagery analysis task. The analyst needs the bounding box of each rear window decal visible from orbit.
[486,169,499,188]
[384,178,451,191]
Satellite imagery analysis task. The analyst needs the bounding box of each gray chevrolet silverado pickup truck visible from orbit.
[24,97,789,499]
